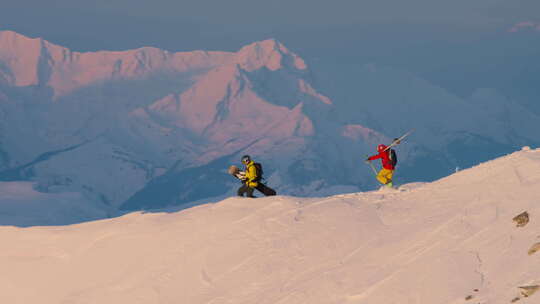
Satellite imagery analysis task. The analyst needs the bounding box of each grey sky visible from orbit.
[11,0,534,25]
[2,0,538,52]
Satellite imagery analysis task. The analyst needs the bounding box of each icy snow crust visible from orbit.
[1,149,539,303]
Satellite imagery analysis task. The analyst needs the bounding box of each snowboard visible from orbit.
[228,165,276,196]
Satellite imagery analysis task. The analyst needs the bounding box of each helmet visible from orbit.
[377,144,387,152]
[241,155,251,164]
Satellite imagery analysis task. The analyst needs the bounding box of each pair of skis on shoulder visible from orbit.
[365,129,413,175]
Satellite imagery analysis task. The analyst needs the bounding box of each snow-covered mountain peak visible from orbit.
[0,30,233,94]
[235,39,307,72]
[0,30,65,87]
[0,30,40,46]
[508,21,540,33]
[0,30,69,62]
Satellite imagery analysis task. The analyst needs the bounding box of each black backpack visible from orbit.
[253,163,264,182]
[389,149,398,167]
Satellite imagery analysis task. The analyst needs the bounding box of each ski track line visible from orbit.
[281,236,354,290]
[470,250,486,287]
[200,269,213,286]
[204,296,228,304]
[341,238,380,263]
[265,216,292,229]
[231,201,286,224]
[344,265,410,302]
[273,291,307,304]
[300,195,363,211]
[280,263,338,293]
[386,213,461,266]
[512,166,524,185]
[67,231,127,255]
[204,254,260,284]
[257,197,358,227]
[400,240,444,266]
[280,246,365,292]
[345,241,465,303]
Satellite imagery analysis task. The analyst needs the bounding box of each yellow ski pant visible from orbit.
[376,168,394,185]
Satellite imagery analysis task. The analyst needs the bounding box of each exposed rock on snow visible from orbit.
[519,285,539,297]
[513,211,529,227]
[528,242,540,256]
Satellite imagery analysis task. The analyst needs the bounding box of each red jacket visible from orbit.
[368,150,395,170]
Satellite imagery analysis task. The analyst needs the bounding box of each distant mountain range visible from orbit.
[0,30,538,213]
[508,21,540,33]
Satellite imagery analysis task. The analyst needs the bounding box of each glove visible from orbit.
[235,172,247,181]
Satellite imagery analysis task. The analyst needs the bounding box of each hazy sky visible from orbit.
[1,0,538,53]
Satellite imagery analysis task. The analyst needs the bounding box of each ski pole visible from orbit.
[365,155,378,175]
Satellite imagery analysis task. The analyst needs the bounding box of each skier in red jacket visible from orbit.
[366,144,396,187]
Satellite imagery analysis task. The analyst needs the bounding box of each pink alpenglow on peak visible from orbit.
[508,21,540,32]
[235,39,307,72]
[298,79,332,105]
[342,125,387,143]
[0,30,233,97]
[0,30,52,87]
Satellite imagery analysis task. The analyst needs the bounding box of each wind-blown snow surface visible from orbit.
[1,148,539,303]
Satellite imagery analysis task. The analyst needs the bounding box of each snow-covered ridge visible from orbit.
[1,148,539,303]
[0,30,226,89]
[236,39,307,71]
[0,31,305,97]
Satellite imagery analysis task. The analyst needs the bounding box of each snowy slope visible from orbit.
[1,148,538,304]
